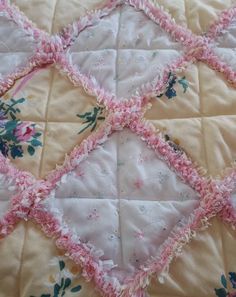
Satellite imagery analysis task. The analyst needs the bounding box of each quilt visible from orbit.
[0,0,236,296]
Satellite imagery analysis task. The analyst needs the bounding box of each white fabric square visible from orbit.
[45,130,200,281]
[0,14,36,80]
[0,173,17,219]
[68,5,184,99]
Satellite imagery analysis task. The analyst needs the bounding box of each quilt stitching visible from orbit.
[0,0,236,296]
[0,110,231,297]
[38,68,55,177]
[115,8,124,275]
[0,0,235,105]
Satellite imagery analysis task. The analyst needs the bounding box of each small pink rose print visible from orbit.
[14,122,35,142]
[94,56,105,68]
[75,168,84,179]
[134,178,144,190]
[87,208,100,221]
[134,230,144,239]
[0,98,42,159]
[138,152,150,164]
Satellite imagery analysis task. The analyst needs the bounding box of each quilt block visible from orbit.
[0,0,236,297]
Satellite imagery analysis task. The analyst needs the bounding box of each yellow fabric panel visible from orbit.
[148,218,236,297]
[0,222,25,297]
[12,0,109,34]
[185,0,234,34]
[0,219,235,297]
[1,1,236,297]
[2,68,99,178]
[12,0,236,35]
[19,222,100,297]
[146,62,236,176]
[11,0,57,33]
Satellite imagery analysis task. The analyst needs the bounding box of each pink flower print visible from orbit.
[138,152,149,164]
[138,17,148,27]
[75,168,84,179]
[134,230,144,239]
[94,56,106,68]
[87,208,100,221]
[134,178,144,190]
[14,122,35,142]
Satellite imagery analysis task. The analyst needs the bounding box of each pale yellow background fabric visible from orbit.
[2,67,100,178]
[5,0,236,178]
[0,219,235,297]
[0,0,236,296]
[146,62,236,177]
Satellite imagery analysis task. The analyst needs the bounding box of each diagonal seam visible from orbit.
[38,0,58,177]
[17,221,28,297]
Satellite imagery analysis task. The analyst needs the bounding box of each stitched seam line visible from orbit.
[50,0,59,34]
[38,68,55,177]
[16,113,236,123]
[197,65,210,173]
[219,219,228,278]
[183,0,190,29]
[38,0,58,177]
[17,221,28,297]
[115,6,124,268]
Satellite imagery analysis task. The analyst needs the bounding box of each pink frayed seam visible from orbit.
[2,0,236,97]
[0,110,234,297]
[0,0,236,296]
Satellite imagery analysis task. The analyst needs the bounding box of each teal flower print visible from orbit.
[30,260,82,297]
[157,72,189,99]
[214,272,236,297]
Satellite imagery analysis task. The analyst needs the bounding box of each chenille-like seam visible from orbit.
[0,0,236,296]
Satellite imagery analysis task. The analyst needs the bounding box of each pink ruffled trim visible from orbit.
[207,6,236,40]
[0,154,35,236]
[59,0,122,49]
[0,1,236,296]
[25,112,234,296]
[128,116,208,194]
[121,190,228,297]
[29,206,121,297]
[0,108,235,296]
[48,0,236,105]
[0,1,51,96]
[2,0,236,98]
[2,0,48,40]
[217,170,236,228]
[27,113,232,296]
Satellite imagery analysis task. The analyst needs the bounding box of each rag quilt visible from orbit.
[1,0,236,296]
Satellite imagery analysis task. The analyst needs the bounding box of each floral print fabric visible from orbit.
[0,98,42,159]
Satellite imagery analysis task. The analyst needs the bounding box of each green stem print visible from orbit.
[0,98,42,158]
[157,72,189,99]
[30,260,82,297]
[77,106,105,134]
